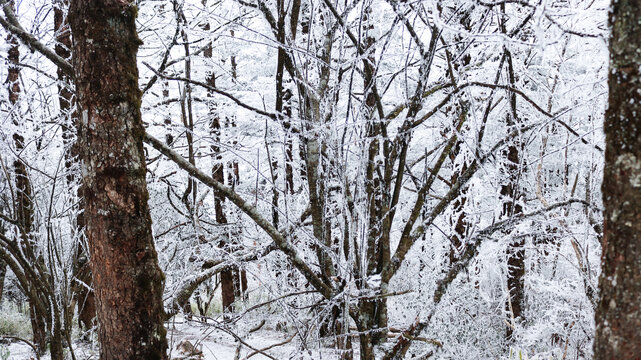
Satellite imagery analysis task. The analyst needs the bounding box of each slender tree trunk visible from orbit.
[68,1,168,358]
[228,33,247,302]
[6,5,49,353]
[594,0,641,357]
[500,15,525,338]
[360,6,388,349]
[176,2,197,218]
[503,133,525,341]
[503,138,525,339]
[206,60,237,314]
[0,201,5,302]
[283,0,299,195]
[0,197,6,304]
[0,259,5,304]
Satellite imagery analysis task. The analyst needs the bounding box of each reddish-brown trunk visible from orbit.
[594,0,641,358]
[68,1,168,358]
[54,2,97,333]
[503,141,525,341]
[206,41,243,313]
[0,255,5,303]
[212,159,236,312]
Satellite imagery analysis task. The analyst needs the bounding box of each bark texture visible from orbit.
[68,1,168,358]
[54,1,97,334]
[595,0,641,358]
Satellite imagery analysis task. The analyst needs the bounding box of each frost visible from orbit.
[367,274,381,289]
[0,0,612,358]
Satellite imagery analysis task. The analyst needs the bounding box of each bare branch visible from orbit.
[143,62,278,120]
[0,0,73,75]
[144,133,333,299]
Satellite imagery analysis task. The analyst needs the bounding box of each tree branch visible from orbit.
[164,244,275,318]
[144,133,333,299]
[0,0,73,75]
[142,62,278,120]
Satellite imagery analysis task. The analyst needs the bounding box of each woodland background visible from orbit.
[0,0,608,358]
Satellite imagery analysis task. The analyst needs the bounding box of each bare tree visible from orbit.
[6,2,48,353]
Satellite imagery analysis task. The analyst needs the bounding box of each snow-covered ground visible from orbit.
[165,319,339,360]
[4,318,348,360]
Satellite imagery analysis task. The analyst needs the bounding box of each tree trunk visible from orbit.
[501,43,525,341]
[0,224,5,303]
[206,55,237,314]
[0,196,6,303]
[68,1,168,359]
[361,5,388,346]
[594,0,641,358]
[6,6,50,354]
[54,0,96,335]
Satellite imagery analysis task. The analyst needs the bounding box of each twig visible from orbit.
[242,333,296,360]
[142,62,278,120]
[234,290,318,323]
[248,320,265,333]
[0,335,40,360]
[0,0,73,75]
[0,212,17,225]
[144,132,333,299]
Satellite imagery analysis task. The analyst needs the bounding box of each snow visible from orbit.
[5,318,348,360]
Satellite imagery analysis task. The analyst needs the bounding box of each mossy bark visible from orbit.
[68,1,168,359]
[595,0,641,358]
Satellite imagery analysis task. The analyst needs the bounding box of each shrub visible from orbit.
[0,302,32,339]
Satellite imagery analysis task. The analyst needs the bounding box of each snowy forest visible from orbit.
[1,0,640,358]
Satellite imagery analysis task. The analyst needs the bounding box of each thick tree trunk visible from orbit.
[594,0,641,358]
[68,1,168,359]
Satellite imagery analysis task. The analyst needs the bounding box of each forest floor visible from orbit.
[4,317,349,360]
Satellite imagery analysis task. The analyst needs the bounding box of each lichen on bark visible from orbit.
[68,0,169,359]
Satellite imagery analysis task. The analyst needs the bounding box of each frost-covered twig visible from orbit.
[0,0,73,75]
[144,132,333,299]
[164,245,275,317]
[383,199,589,360]
[242,333,296,360]
[143,62,278,120]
